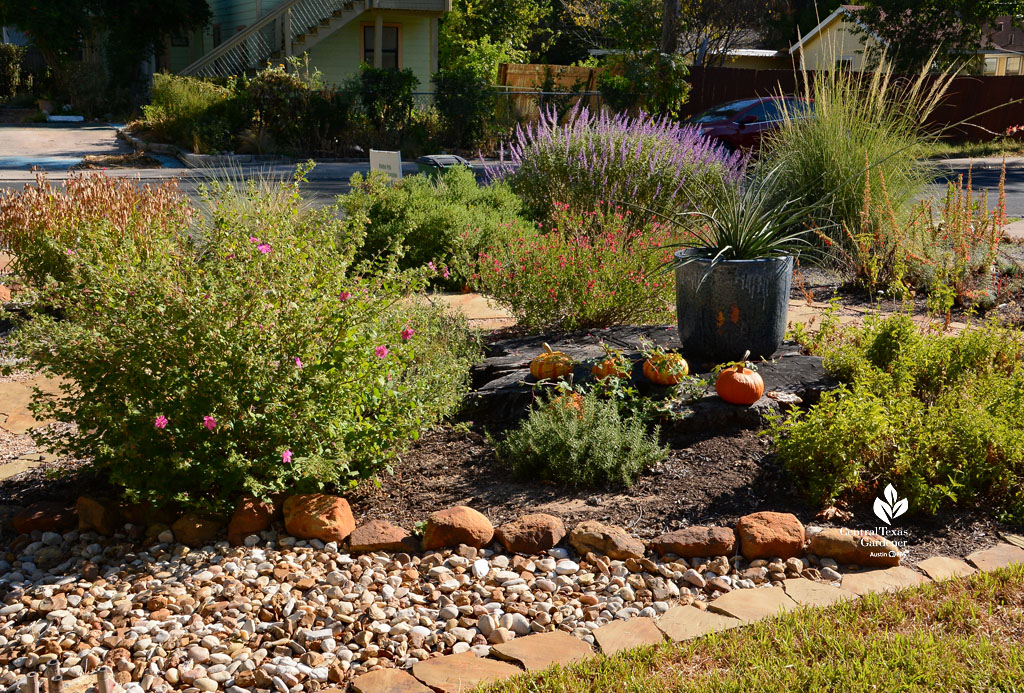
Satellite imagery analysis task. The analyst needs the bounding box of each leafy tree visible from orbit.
[439,0,553,79]
[0,0,210,93]
[764,0,845,49]
[855,1,1024,72]
[564,0,771,67]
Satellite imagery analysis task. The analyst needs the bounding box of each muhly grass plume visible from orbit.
[493,105,746,223]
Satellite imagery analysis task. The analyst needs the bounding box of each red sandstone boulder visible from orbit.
[12,502,76,535]
[735,512,805,560]
[649,526,736,558]
[283,494,355,543]
[569,520,645,560]
[349,519,420,553]
[172,513,223,547]
[227,497,279,546]
[421,506,494,550]
[809,528,901,566]
[76,496,123,536]
[495,513,566,554]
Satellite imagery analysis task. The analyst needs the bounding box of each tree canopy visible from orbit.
[0,0,210,87]
[855,0,1024,71]
[439,0,554,78]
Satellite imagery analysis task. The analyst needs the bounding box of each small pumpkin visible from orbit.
[592,356,631,380]
[643,353,689,386]
[530,343,574,381]
[716,362,765,405]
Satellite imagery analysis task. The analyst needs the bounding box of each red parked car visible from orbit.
[687,96,812,151]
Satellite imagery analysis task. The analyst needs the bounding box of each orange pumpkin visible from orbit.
[716,364,765,405]
[643,353,689,386]
[530,343,574,381]
[592,356,631,380]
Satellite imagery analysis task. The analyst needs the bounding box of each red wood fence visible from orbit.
[499,62,1024,140]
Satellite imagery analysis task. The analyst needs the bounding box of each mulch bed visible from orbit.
[73,151,162,169]
[349,425,1014,567]
[2,275,1020,565]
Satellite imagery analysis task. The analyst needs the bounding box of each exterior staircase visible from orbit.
[180,0,369,78]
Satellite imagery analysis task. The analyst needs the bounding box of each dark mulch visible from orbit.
[350,425,1016,566]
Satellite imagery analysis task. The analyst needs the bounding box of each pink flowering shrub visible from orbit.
[472,203,687,330]
[9,166,479,511]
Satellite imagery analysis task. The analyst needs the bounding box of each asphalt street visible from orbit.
[0,124,1021,216]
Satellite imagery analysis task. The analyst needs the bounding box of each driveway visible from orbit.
[0,123,135,170]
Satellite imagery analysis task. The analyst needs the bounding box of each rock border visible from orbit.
[3,493,1021,693]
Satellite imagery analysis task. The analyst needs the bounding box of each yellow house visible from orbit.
[790,4,1024,75]
[166,0,450,88]
[788,4,878,71]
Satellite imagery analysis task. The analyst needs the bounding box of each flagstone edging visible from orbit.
[350,543,1024,693]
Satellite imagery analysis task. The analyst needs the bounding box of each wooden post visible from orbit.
[373,13,383,68]
[45,674,61,693]
[23,672,39,693]
[283,7,292,59]
[429,16,438,80]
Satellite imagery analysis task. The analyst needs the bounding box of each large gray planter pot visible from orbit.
[674,250,794,362]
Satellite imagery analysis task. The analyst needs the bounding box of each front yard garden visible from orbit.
[0,54,1022,692]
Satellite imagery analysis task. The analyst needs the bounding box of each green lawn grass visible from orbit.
[479,564,1024,692]
[919,139,1024,160]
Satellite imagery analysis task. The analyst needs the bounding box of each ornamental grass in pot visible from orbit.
[673,164,822,361]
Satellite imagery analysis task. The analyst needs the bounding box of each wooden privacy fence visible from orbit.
[496,63,604,119]
[499,62,1024,140]
[684,67,1024,140]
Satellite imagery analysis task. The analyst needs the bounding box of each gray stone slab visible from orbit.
[656,605,741,641]
[706,586,799,622]
[592,617,666,655]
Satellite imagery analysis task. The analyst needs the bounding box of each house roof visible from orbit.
[788,5,867,55]
[982,16,1024,53]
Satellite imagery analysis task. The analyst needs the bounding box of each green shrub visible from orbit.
[356,65,418,130]
[774,313,1024,521]
[472,203,684,330]
[0,44,24,100]
[596,51,691,118]
[434,67,496,148]
[141,73,246,153]
[495,105,744,223]
[343,166,530,287]
[498,389,667,487]
[8,166,479,512]
[761,53,953,250]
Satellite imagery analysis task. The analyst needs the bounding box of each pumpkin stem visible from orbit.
[542,342,553,355]
[737,349,751,371]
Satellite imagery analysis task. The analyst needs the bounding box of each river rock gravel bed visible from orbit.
[0,528,844,692]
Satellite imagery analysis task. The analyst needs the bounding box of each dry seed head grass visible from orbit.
[0,172,191,257]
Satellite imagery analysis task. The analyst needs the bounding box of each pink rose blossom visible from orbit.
[401,327,414,341]
[339,291,351,301]
[282,449,293,464]
[294,357,303,368]
[427,261,436,271]
[249,236,259,243]
[203,416,217,431]
[154,415,168,429]
[257,244,271,254]
[442,266,450,279]
[375,345,389,359]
